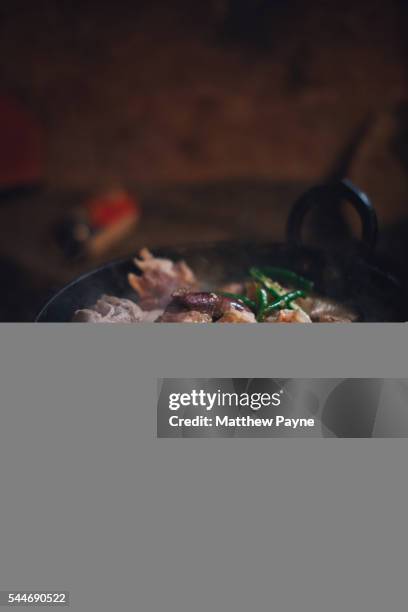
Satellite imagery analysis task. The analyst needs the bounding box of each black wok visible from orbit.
[36,180,406,322]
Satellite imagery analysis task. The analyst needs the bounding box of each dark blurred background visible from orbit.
[0,0,408,320]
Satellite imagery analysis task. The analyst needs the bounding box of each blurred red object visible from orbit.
[0,94,43,188]
[85,189,141,257]
[56,189,141,259]
[86,190,140,229]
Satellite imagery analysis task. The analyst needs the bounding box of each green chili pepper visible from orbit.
[263,290,306,318]
[218,292,257,312]
[249,267,311,316]
[255,286,268,321]
[249,268,282,299]
[260,266,314,291]
[250,267,296,310]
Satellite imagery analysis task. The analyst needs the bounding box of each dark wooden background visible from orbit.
[0,1,407,320]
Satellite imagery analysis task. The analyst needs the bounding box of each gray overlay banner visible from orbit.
[1,325,408,611]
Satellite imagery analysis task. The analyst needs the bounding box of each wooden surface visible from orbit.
[0,2,405,190]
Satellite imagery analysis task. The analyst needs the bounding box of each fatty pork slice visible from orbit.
[73,295,162,323]
[157,310,212,323]
[128,248,197,310]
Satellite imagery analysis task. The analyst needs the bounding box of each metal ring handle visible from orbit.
[286,179,378,252]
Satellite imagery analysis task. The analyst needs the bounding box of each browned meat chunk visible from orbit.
[217,310,256,323]
[162,290,252,321]
[128,248,196,309]
[265,308,312,323]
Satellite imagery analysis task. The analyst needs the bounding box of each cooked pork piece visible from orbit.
[217,310,256,323]
[128,248,196,309]
[157,310,212,323]
[299,296,358,322]
[73,295,163,323]
[265,308,312,323]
